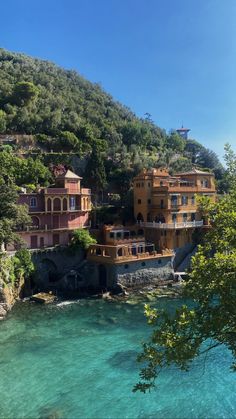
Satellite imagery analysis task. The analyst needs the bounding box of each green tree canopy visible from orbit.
[0,179,30,247]
[70,229,97,250]
[11,81,39,106]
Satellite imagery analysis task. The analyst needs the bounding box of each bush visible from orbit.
[70,229,97,250]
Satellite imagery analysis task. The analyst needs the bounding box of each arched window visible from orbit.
[117,248,123,257]
[63,198,67,211]
[30,197,37,208]
[53,198,61,211]
[137,213,144,222]
[47,198,52,212]
[31,216,39,227]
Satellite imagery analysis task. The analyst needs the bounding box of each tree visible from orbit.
[166,132,185,153]
[196,147,224,179]
[0,109,7,133]
[0,179,30,247]
[84,146,107,198]
[57,131,82,152]
[70,229,97,250]
[12,81,39,106]
[134,145,236,393]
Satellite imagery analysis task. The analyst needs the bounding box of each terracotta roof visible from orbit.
[57,169,82,179]
[175,168,213,176]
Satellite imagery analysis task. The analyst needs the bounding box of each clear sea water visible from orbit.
[0,298,235,419]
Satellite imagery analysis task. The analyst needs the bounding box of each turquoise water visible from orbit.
[0,298,235,419]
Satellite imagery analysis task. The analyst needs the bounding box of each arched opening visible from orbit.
[137,212,144,222]
[31,216,40,228]
[40,259,58,283]
[63,198,67,211]
[47,198,52,212]
[117,248,123,257]
[147,213,151,222]
[98,264,107,289]
[155,214,165,223]
[53,198,61,211]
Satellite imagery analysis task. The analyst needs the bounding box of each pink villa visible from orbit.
[15,170,91,249]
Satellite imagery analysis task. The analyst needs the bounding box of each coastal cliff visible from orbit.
[0,250,33,319]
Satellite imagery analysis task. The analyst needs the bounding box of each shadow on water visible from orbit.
[108,350,140,371]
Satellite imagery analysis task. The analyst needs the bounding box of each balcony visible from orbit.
[16,223,91,232]
[139,220,204,229]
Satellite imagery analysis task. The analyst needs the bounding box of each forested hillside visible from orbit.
[0,48,225,200]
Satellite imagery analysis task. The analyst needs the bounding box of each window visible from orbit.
[148,182,151,187]
[191,213,196,221]
[110,232,114,238]
[160,181,163,186]
[160,199,164,208]
[147,199,151,204]
[191,196,195,205]
[138,199,141,204]
[70,196,76,210]
[172,214,177,223]
[183,213,188,222]
[201,179,208,188]
[30,197,37,208]
[181,196,188,206]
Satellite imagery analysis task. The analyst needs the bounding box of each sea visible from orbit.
[0,298,235,419]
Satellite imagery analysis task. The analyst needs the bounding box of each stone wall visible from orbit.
[89,256,174,291]
[116,257,173,288]
[173,243,195,270]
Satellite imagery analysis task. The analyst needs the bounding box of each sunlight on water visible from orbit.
[0,298,235,419]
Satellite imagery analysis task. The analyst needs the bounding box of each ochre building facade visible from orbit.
[133,168,216,250]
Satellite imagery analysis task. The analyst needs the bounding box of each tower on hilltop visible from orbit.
[176,125,190,140]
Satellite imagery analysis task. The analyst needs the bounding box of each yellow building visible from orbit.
[133,168,216,250]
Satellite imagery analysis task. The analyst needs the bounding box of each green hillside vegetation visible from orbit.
[0,48,226,200]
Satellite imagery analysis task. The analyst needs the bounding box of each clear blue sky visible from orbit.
[1,0,236,160]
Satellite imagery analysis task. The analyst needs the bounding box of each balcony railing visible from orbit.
[170,203,182,210]
[139,220,204,229]
[16,222,91,232]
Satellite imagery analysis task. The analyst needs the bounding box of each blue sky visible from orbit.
[1,0,236,160]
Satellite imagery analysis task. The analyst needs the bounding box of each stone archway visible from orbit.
[40,258,58,283]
